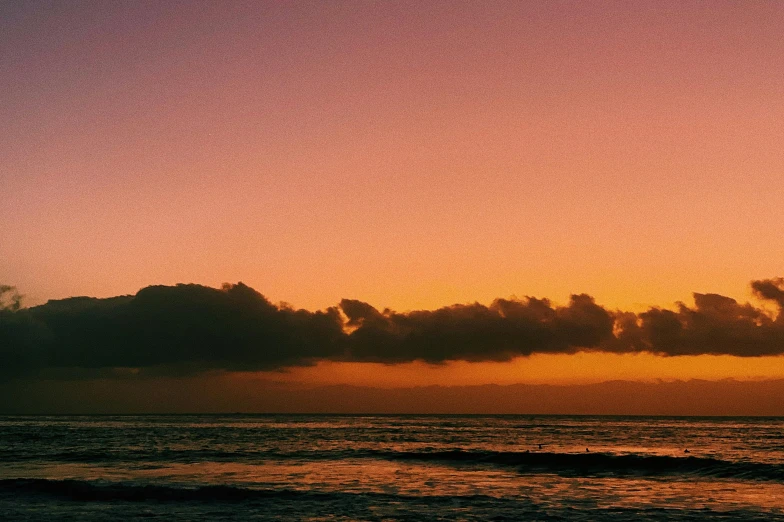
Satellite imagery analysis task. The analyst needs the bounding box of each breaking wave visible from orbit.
[377,450,784,481]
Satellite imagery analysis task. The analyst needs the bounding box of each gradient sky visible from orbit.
[3,1,784,405]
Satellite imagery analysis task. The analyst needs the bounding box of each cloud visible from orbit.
[341,294,614,363]
[0,283,344,378]
[752,277,784,313]
[617,285,784,357]
[0,285,22,312]
[2,278,784,378]
[4,376,784,415]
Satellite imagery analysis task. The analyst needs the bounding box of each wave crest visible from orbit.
[379,450,784,481]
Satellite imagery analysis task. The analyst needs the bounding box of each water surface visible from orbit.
[1,414,783,520]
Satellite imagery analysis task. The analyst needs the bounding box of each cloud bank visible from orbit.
[1,279,784,378]
[4,378,784,416]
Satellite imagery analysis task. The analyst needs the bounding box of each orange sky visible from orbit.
[3,1,784,395]
[258,354,784,388]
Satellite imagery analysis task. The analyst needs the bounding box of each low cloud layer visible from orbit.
[1,279,784,378]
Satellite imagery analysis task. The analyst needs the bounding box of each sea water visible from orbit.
[1,414,783,520]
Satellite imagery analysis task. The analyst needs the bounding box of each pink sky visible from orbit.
[2,2,784,402]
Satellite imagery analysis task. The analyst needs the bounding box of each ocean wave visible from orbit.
[5,447,783,482]
[375,450,784,481]
[2,478,782,522]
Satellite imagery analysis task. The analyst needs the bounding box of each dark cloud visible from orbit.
[0,283,344,378]
[2,278,784,379]
[605,282,784,357]
[752,277,784,313]
[629,292,782,356]
[4,377,784,415]
[341,294,614,363]
[0,285,22,312]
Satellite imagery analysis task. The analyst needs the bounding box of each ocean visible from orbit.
[1,414,783,520]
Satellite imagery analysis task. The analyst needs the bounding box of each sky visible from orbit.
[2,1,784,413]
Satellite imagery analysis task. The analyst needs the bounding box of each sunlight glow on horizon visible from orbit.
[239,354,784,388]
[2,2,784,408]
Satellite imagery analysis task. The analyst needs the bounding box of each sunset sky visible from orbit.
[2,1,784,412]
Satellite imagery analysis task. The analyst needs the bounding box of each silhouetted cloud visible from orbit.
[752,277,784,312]
[2,278,784,378]
[0,283,344,378]
[3,376,784,415]
[340,294,614,363]
[0,285,22,312]
[612,284,784,357]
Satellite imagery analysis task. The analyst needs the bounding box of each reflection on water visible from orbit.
[7,459,784,513]
[2,415,784,520]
